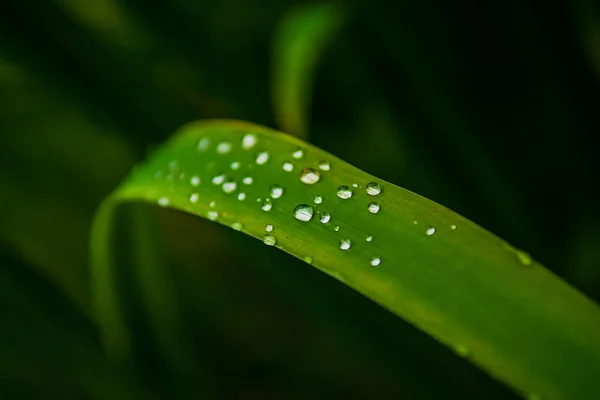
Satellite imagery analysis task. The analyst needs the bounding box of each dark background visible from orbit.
[1,0,599,398]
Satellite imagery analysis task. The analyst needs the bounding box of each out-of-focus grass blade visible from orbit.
[271,2,343,137]
[92,119,600,400]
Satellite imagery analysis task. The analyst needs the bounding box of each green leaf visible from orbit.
[92,119,600,400]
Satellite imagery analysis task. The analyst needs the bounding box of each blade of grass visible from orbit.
[92,119,600,400]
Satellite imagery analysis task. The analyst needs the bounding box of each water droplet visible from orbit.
[313,195,323,204]
[282,162,294,172]
[336,186,353,199]
[334,225,340,232]
[157,197,169,207]
[366,182,382,196]
[319,212,330,224]
[339,239,351,250]
[292,149,304,159]
[261,199,273,211]
[197,137,210,151]
[265,224,274,232]
[256,197,262,203]
[189,193,199,203]
[293,204,314,222]
[413,221,418,225]
[303,256,313,264]
[256,151,269,165]
[232,222,243,231]
[426,227,436,236]
[242,133,257,150]
[352,183,358,188]
[450,224,457,230]
[207,211,219,221]
[243,177,253,185]
[299,168,320,185]
[270,184,284,199]
[318,160,331,171]
[368,201,380,214]
[222,180,237,194]
[230,161,241,170]
[237,192,246,201]
[365,235,373,242]
[263,234,277,246]
[190,175,201,187]
[217,141,232,154]
[212,174,225,185]
[516,250,533,266]
[370,257,381,267]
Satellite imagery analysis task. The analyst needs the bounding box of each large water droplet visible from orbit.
[237,192,246,201]
[366,182,382,196]
[336,186,353,199]
[189,193,199,203]
[319,212,330,224]
[265,224,274,232]
[222,180,237,194]
[190,175,201,187]
[299,168,320,185]
[217,141,232,154]
[313,195,323,204]
[263,234,277,246]
[197,137,210,151]
[426,227,436,236]
[368,201,380,214]
[256,151,270,165]
[365,235,373,242]
[230,161,241,170]
[283,162,294,172]
[243,177,253,185]
[318,160,331,171]
[339,239,351,250]
[294,204,314,222]
[370,257,381,267]
[158,197,169,207]
[292,149,304,159]
[232,222,243,231]
[212,174,225,185]
[242,133,257,150]
[261,199,273,211]
[207,211,219,221]
[270,184,284,199]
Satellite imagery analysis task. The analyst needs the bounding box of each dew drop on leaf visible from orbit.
[261,199,273,211]
[319,212,330,224]
[157,197,169,207]
[365,235,373,242]
[370,257,381,267]
[304,256,313,264]
[242,133,257,150]
[339,239,351,250]
[426,227,436,236]
[222,180,237,194]
[190,175,201,187]
[270,184,284,199]
[294,204,314,222]
[232,222,242,231]
[212,174,225,185]
[210,201,216,208]
[230,161,241,170]
[451,224,457,230]
[263,234,276,246]
[516,250,533,266]
[366,182,382,196]
[334,225,340,232]
[283,162,294,172]
[318,160,331,171]
[197,137,210,151]
[189,193,199,203]
[217,141,232,154]
[300,168,320,185]
[292,149,304,159]
[237,193,246,201]
[207,211,219,221]
[243,177,253,185]
[256,151,270,165]
[368,201,380,214]
[336,186,353,199]
[313,195,323,204]
[265,224,274,232]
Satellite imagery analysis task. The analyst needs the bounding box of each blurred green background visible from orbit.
[1,0,599,398]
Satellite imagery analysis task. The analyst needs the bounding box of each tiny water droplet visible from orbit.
[189,193,199,203]
[426,227,436,236]
[212,174,225,185]
[265,224,274,232]
[336,186,353,199]
[158,197,169,207]
[207,211,219,221]
[319,212,330,224]
[243,177,253,185]
[261,199,273,212]
[242,133,257,150]
[263,234,276,246]
[256,151,270,165]
[197,137,210,151]
[368,201,380,214]
[334,226,340,232]
[222,180,237,194]
[339,239,351,250]
[232,222,243,231]
[303,256,313,264]
[294,204,314,222]
[516,250,533,266]
[237,192,246,201]
[217,141,232,154]
[299,168,320,185]
[365,235,373,242]
[313,195,323,204]
[352,183,358,188]
[190,175,201,187]
[270,184,284,199]
[451,224,457,230]
[256,197,262,203]
[292,149,304,159]
[283,162,294,172]
[370,257,381,267]
[366,182,382,196]
[413,221,418,225]
[230,161,241,170]
[318,160,331,171]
